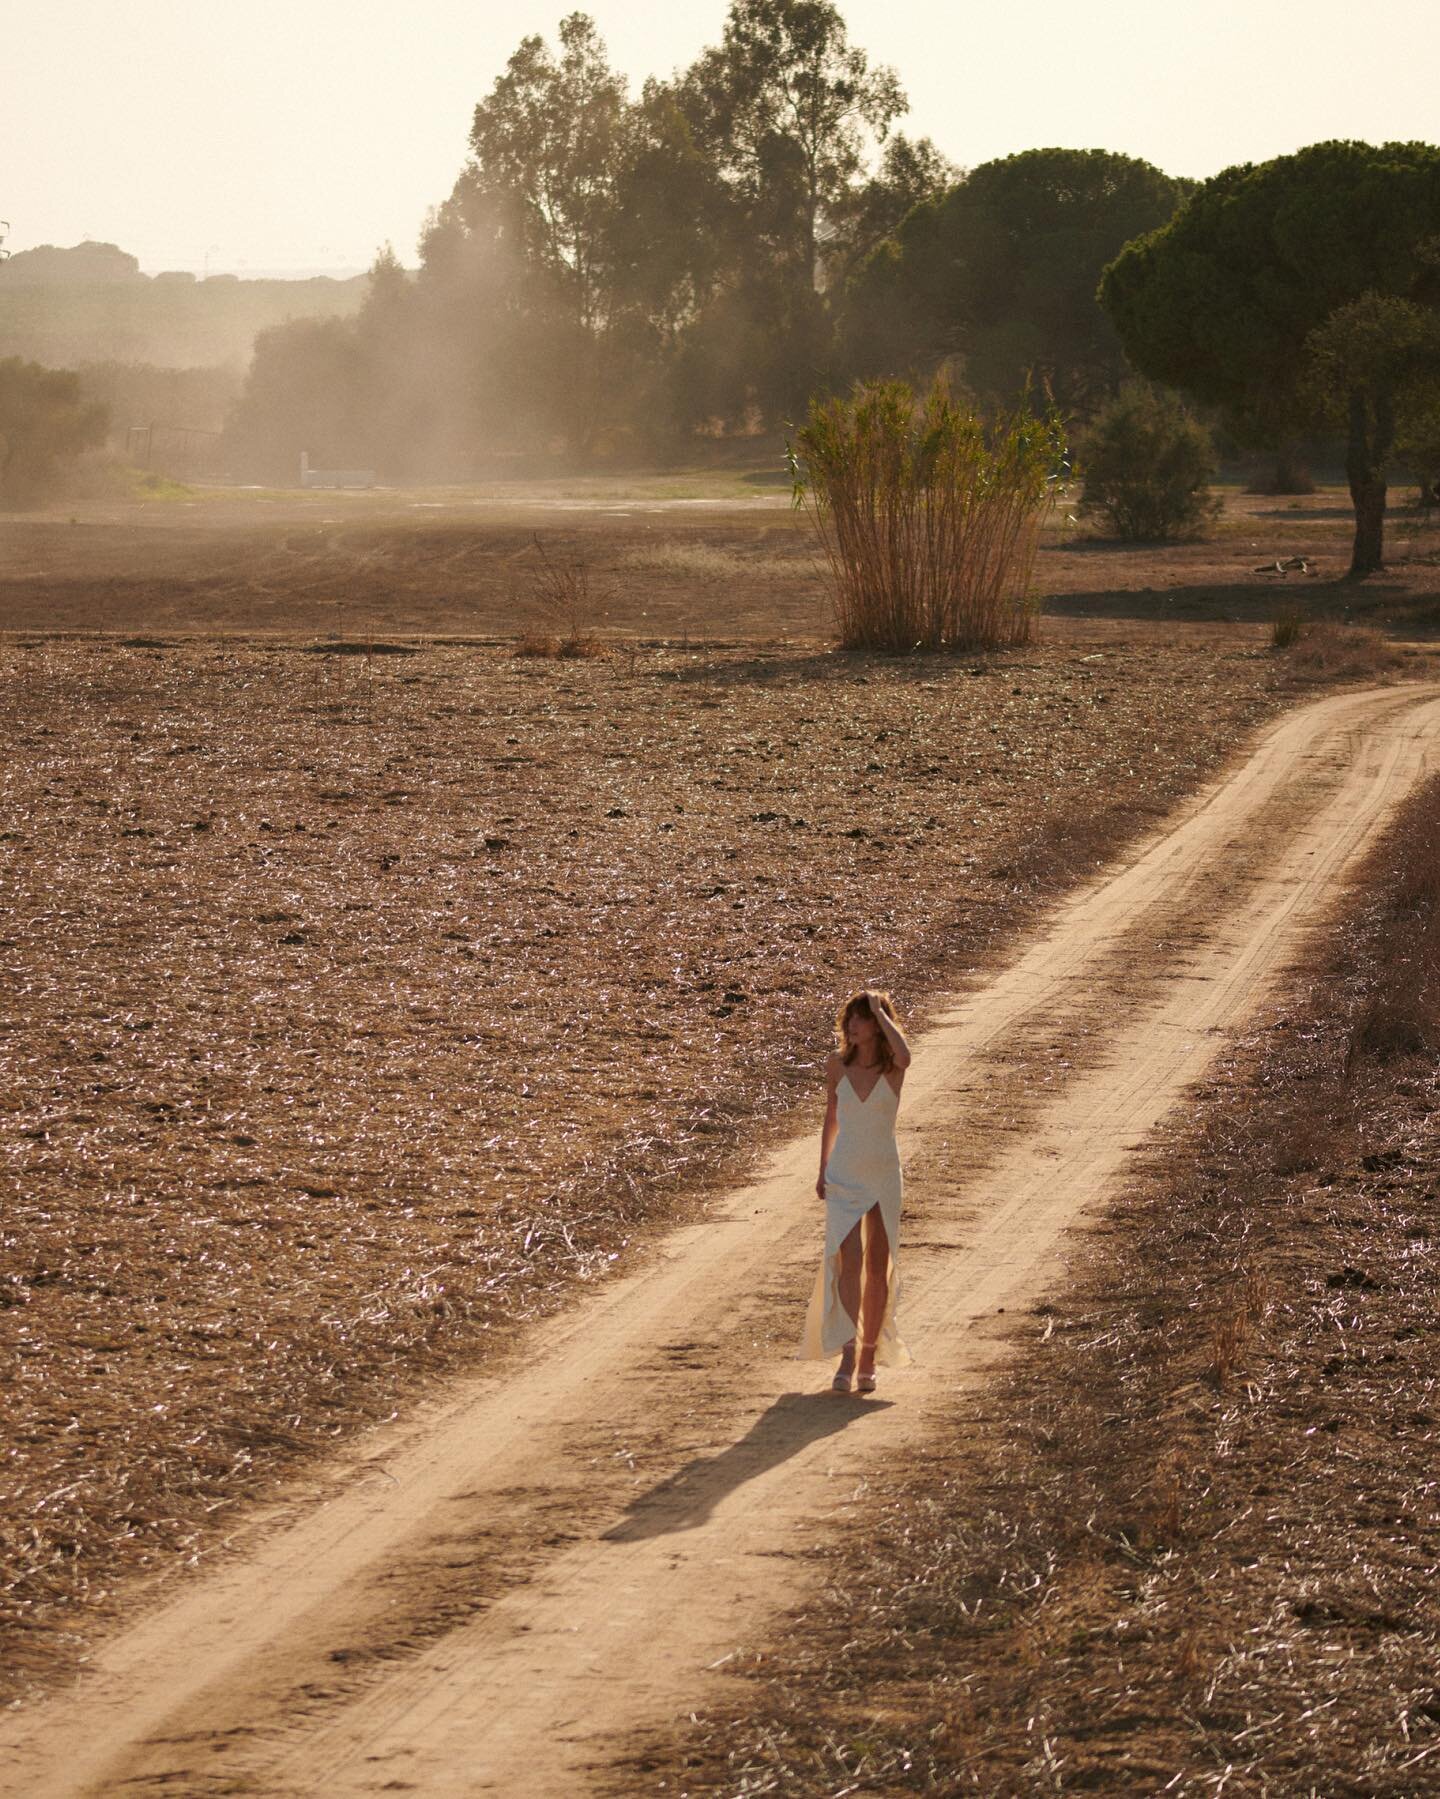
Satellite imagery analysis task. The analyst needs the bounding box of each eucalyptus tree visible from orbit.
[459,12,628,337]
[677,0,907,419]
[823,132,958,288]
[685,0,905,282]
[444,11,633,453]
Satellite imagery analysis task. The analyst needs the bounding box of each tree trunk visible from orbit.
[1350,476,1387,577]
[1345,386,1395,579]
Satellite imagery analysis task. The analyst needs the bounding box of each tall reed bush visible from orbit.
[789,379,1066,653]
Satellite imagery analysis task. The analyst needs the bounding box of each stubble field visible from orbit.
[3,477,1438,641]
[0,481,1432,1705]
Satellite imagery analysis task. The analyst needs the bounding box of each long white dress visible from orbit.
[798,1063,911,1367]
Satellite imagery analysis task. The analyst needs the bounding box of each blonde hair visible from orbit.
[832,987,904,1071]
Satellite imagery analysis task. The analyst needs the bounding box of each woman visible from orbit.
[798,987,913,1391]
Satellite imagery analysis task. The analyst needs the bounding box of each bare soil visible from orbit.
[2,482,1438,641]
[1,685,1435,1798]
[2,614,1328,1704]
[0,481,1436,1775]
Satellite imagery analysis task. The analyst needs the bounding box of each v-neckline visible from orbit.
[843,1066,893,1105]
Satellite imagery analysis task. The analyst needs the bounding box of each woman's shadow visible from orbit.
[602,1389,893,1543]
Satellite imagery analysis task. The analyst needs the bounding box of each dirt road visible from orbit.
[5,681,1439,1798]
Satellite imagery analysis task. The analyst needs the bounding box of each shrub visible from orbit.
[789,378,1066,653]
[1078,382,1221,541]
[0,357,108,505]
[515,536,609,658]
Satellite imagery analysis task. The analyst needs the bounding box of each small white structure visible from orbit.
[300,450,375,490]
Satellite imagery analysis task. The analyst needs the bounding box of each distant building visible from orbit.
[300,451,374,490]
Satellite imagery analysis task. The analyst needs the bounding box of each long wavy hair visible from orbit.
[833,987,904,1071]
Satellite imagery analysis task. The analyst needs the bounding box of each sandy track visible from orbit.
[5,682,1439,1798]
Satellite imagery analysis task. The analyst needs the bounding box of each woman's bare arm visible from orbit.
[816,1054,839,1198]
[866,991,913,1068]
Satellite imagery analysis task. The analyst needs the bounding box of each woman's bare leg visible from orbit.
[857,1206,890,1375]
[836,1218,864,1373]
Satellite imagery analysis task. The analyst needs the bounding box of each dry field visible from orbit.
[0,481,1432,1712]
[1,479,1438,641]
[633,764,1440,1794]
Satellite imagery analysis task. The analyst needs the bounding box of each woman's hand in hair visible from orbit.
[866,992,913,1067]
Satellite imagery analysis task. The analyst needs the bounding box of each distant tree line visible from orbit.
[0,241,365,370]
[5,2,1437,561]
[225,3,1193,480]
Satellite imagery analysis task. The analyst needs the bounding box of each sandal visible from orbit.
[831,1369,854,1393]
[857,1345,878,1393]
[832,1343,857,1393]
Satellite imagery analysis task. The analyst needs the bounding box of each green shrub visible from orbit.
[789,378,1066,653]
[1078,382,1221,541]
[0,357,108,506]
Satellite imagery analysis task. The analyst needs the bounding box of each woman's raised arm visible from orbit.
[865,992,912,1068]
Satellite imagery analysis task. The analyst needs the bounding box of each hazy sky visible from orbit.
[10,0,1437,276]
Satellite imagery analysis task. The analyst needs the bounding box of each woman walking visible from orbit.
[799,987,913,1391]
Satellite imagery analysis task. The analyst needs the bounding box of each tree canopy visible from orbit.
[681,0,905,283]
[230,3,955,470]
[842,148,1190,414]
[1100,139,1440,573]
[224,14,1211,479]
[0,357,109,503]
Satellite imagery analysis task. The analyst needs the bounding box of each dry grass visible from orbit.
[791,382,1065,653]
[626,771,1440,1794]
[0,629,1420,1707]
[618,544,762,582]
[510,629,609,659]
[1271,617,1408,681]
[513,536,612,659]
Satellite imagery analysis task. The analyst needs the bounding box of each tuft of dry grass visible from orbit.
[516,535,611,658]
[510,629,609,659]
[618,544,758,582]
[1207,1270,1270,1390]
[627,771,1440,1795]
[1279,618,1405,680]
